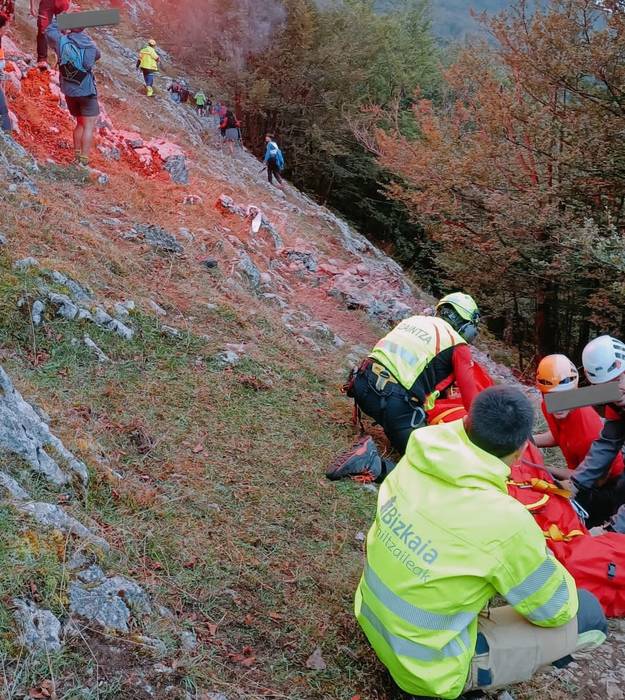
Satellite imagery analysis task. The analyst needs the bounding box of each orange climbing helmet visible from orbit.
[536,354,579,394]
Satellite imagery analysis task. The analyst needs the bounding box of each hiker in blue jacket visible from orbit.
[263,134,284,189]
[45,18,100,166]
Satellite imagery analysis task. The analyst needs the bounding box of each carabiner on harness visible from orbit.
[410,405,426,429]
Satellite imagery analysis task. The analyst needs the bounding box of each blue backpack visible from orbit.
[275,147,285,171]
[268,142,285,170]
[58,35,89,85]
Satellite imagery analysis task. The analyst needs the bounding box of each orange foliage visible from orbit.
[376,0,625,358]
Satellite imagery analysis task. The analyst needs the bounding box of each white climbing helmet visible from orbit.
[582,335,625,384]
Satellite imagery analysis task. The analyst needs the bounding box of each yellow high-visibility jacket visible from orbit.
[138,45,159,71]
[355,419,578,699]
[369,315,466,400]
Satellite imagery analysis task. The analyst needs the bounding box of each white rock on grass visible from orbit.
[214,350,240,368]
[0,365,89,484]
[148,299,167,316]
[31,299,45,326]
[13,257,39,271]
[69,576,150,634]
[93,308,134,340]
[161,325,183,338]
[48,292,79,320]
[12,599,62,653]
[84,335,111,363]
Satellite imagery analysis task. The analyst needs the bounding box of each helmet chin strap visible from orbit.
[458,321,478,343]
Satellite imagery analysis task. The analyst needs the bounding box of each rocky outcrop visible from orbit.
[0,366,88,485]
[69,574,151,634]
[12,599,62,653]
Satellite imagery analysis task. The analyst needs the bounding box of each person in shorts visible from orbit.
[45,18,100,166]
[219,108,240,156]
[0,9,12,132]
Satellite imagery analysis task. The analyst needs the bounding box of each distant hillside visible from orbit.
[375,0,512,39]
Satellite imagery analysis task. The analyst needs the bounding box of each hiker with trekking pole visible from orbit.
[327,293,481,483]
[262,133,285,190]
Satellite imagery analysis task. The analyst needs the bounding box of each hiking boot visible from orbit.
[326,435,382,481]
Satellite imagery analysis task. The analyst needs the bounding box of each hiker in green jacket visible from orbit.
[194,89,207,117]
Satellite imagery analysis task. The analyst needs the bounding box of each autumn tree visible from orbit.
[238,0,439,269]
[372,0,625,361]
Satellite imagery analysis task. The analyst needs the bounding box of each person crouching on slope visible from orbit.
[355,385,607,700]
[0,10,12,133]
[45,18,101,167]
[137,39,159,97]
[562,336,625,535]
[533,353,624,526]
[327,293,481,483]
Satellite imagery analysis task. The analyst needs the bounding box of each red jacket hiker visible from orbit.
[540,402,624,479]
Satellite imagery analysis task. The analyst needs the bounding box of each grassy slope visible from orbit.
[0,12,401,698]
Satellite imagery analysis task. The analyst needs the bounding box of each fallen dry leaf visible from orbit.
[305,647,327,671]
[229,648,257,667]
[28,679,55,698]
[192,442,204,453]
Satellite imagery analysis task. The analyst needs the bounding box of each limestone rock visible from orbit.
[84,335,111,363]
[69,576,150,633]
[237,251,261,289]
[13,257,39,271]
[48,292,79,320]
[12,599,62,653]
[31,299,45,326]
[215,350,240,368]
[148,299,168,316]
[132,224,183,254]
[93,308,134,340]
[47,271,92,302]
[163,153,188,184]
[0,365,89,484]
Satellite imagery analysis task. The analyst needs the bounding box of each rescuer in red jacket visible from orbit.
[534,354,624,480]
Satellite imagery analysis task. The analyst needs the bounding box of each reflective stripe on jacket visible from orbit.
[369,315,466,395]
[355,419,578,699]
[138,45,159,71]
